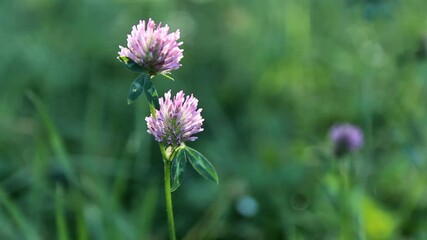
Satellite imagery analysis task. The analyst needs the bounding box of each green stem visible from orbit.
[163,153,176,240]
[339,158,354,240]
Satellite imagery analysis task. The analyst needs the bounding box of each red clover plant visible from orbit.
[118,19,218,240]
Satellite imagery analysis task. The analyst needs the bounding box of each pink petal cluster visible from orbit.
[329,123,364,157]
[118,19,183,75]
[146,90,204,146]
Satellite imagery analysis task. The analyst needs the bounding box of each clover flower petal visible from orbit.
[118,19,183,75]
[329,123,364,157]
[146,90,204,146]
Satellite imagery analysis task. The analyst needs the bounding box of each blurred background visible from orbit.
[1,0,427,239]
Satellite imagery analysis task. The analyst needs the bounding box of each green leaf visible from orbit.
[55,184,69,240]
[26,91,75,183]
[117,56,144,72]
[143,76,160,110]
[127,73,147,105]
[185,147,219,184]
[127,73,160,109]
[170,147,187,192]
[0,187,40,240]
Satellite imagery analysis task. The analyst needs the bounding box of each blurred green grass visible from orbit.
[1,0,427,239]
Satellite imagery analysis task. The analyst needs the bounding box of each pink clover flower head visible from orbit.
[145,90,204,146]
[329,123,364,157]
[118,19,183,75]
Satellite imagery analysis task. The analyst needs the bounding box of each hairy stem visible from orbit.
[163,153,176,240]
